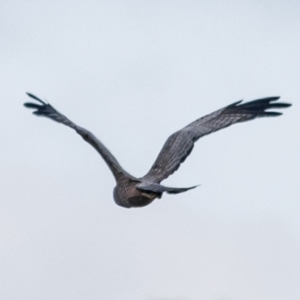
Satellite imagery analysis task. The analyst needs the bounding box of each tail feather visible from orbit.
[137,182,199,194]
[165,185,199,194]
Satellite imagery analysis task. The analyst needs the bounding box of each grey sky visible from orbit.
[1,1,300,299]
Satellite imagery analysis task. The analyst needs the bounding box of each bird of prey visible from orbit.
[24,93,291,208]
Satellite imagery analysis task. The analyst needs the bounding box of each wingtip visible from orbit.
[26,92,47,105]
[263,112,283,117]
[26,92,37,99]
[229,96,292,117]
[24,102,39,108]
[265,96,281,101]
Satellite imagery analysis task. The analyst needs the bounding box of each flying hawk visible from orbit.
[24,93,291,208]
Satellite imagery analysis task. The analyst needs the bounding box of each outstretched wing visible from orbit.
[143,97,291,183]
[24,93,133,181]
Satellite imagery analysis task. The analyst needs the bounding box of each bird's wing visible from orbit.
[24,93,133,181]
[143,97,291,183]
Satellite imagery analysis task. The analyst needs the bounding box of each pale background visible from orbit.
[1,1,300,300]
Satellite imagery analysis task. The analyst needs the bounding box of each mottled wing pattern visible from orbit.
[143,97,291,183]
[24,93,131,180]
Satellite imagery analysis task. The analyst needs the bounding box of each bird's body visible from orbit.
[24,93,291,208]
[113,179,158,208]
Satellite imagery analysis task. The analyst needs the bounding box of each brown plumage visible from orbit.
[24,93,291,208]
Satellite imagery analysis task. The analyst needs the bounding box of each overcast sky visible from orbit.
[1,1,300,299]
